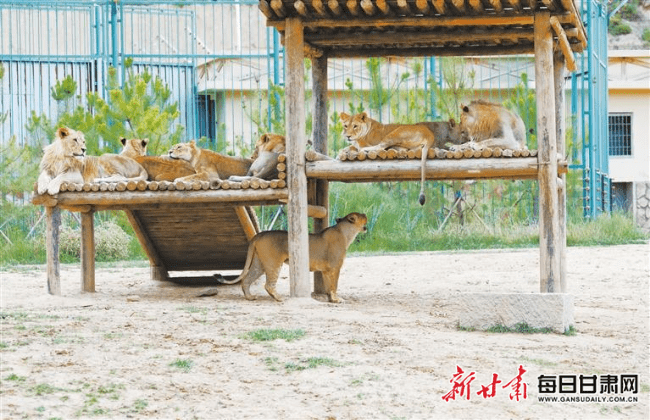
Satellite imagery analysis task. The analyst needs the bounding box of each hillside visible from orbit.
[608,0,650,50]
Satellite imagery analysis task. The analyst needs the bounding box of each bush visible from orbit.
[642,28,650,45]
[59,220,130,261]
[609,17,633,36]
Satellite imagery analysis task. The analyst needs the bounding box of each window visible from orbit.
[608,113,632,156]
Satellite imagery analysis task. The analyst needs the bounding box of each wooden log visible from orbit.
[46,206,61,295]
[360,0,375,15]
[281,200,329,219]
[481,149,493,158]
[357,150,367,161]
[469,0,484,13]
[250,179,260,189]
[116,182,127,192]
[492,147,503,157]
[99,183,109,192]
[472,150,482,158]
[83,183,92,192]
[376,0,391,14]
[554,52,568,293]
[259,0,274,19]
[277,179,287,188]
[396,0,412,14]
[148,181,159,191]
[432,0,446,13]
[278,171,287,180]
[80,210,95,293]
[415,0,430,14]
[91,184,99,192]
[450,0,466,13]
[285,16,311,299]
[234,206,258,241]
[124,210,168,281]
[488,0,503,12]
[305,149,334,161]
[126,180,137,191]
[242,179,251,189]
[549,16,577,72]
[270,0,286,18]
[535,11,560,293]
[346,0,360,15]
[312,0,328,16]
[328,0,342,15]
[463,149,474,158]
[200,181,210,190]
[294,0,310,17]
[312,52,331,295]
[508,0,522,12]
[306,157,568,181]
[136,180,148,191]
[277,162,287,172]
[387,149,398,159]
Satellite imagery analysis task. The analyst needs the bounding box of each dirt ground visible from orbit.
[1,243,648,419]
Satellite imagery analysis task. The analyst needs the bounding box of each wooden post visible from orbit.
[312,53,330,295]
[554,52,568,293]
[45,206,61,295]
[80,210,96,293]
[535,12,560,293]
[124,210,169,281]
[285,17,310,298]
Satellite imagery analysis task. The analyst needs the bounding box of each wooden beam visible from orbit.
[396,0,412,14]
[554,52,568,293]
[294,0,311,17]
[432,0,446,13]
[550,16,577,72]
[80,210,95,293]
[328,0,342,15]
[306,157,567,181]
[487,0,503,12]
[285,17,311,299]
[328,43,534,58]
[469,0,484,13]
[51,188,288,208]
[376,0,391,15]
[124,209,168,281]
[415,0,430,14]
[259,0,274,19]
[312,53,330,295]
[45,206,61,295]
[234,206,258,241]
[450,0,467,13]
[535,11,561,293]
[270,14,534,30]
[309,28,533,47]
[346,0,360,15]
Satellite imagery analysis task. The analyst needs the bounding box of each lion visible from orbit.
[417,118,467,150]
[217,212,368,303]
[36,127,148,195]
[339,111,437,205]
[229,133,286,182]
[168,140,252,184]
[119,137,196,182]
[451,100,528,151]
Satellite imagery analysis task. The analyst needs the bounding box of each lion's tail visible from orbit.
[215,236,257,285]
[418,144,429,206]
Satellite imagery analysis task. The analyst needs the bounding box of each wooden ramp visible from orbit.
[126,205,260,278]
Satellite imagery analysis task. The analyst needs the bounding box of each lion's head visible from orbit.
[251,133,286,159]
[55,127,86,159]
[120,137,148,159]
[168,140,198,162]
[339,112,371,143]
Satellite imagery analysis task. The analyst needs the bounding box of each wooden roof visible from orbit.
[260,0,587,58]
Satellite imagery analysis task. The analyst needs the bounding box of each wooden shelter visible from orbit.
[261,0,586,296]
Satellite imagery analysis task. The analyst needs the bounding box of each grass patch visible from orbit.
[169,359,194,372]
[285,357,344,372]
[4,373,27,382]
[485,322,555,334]
[244,328,306,342]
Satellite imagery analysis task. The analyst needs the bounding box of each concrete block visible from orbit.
[455,293,574,333]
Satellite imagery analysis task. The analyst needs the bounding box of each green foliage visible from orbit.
[244,329,306,342]
[503,73,536,149]
[169,359,194,372]
[608,16,633,36]
[0,136,42,196]
[430,57,475,120]
[642,28,650,45]
[26,64,184,156]
[53,220,131,262]
[484,322,556,334]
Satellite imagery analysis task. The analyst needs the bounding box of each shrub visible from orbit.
[642,28,650,45]
[609,17,633,36]
[58,220,130,261]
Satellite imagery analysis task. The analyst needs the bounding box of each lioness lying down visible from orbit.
[168,140,252,184]
[218,212,368,303]
[37,127,147,195]
[228,133,286,182]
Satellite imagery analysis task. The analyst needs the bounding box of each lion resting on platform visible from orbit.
[36,127,147,195]
[339,111,438,205]
[168,140,252,184]
[451,100,528,151]
[229,133,286,182]
[218,212,367,303]
[119,137,196,182]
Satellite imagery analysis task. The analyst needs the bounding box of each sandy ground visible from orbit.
[1,243,648,420]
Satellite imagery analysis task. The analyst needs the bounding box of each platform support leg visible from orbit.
[311,53,330,295]
[554,53,568,293]
[285,17,310,298]
[45,206,61,295]
[535,12,560,293]
[80,210,96,293]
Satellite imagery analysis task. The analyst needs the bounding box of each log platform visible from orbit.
[33,160,290,293]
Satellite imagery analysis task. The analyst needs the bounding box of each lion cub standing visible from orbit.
[219,212,368,303]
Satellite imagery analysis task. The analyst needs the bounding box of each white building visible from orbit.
[607,50,650,231]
